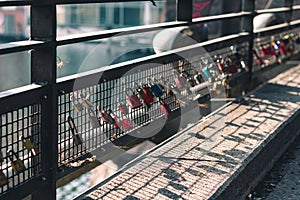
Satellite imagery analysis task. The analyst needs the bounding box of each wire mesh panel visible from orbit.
[0,104,41,193]
[57,40,251,168]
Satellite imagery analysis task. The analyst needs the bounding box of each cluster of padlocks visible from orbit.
[253,33,300,66]
[0,137,38,186]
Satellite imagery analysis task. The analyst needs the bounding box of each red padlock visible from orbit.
[141,83,155,107]
[279,41,287,56]
[253,49,264,65]
[260,45,271,56]
[118,101,129,115]
[174,70,187,90]
[121,113,133,131]
[125,88,142,109]
[97,107,115,124]
[159,98,171,116]
[109,111,122,129]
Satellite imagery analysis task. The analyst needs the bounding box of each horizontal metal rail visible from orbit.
[0,84,46,113]
[57,21,188,46]
[292,5,300,10]
[0,0,31,7]
[0,40,49,55]
[256,7,291,14]
[192,12,253,24]
[56,0,161,4]
[254,22,290,35]
[57,33,250,91]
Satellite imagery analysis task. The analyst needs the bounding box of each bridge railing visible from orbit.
[0,0,300,199]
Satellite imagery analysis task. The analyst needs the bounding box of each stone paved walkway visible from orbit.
[75,64,300,200]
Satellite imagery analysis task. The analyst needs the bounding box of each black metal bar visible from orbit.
[0,1,31,7]
[0,177,43,200]
[177,0,192,22]
[0,85,46,113]
[242,0,255,91]
[31,2,57,200]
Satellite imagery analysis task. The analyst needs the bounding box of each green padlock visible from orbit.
[0,170,8,187]
[7,150,26,174]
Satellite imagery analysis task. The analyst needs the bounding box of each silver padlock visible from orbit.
[79,93,94,110]
[70,94,83,113]
[88,109,100,128]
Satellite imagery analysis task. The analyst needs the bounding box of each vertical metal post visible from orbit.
[242,0,255,91]
[177,0,193,22]
[285,0,294,23]
[221,0,241,36]
[31,1,57,200]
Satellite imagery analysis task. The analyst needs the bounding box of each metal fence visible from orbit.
[0,0,300,199]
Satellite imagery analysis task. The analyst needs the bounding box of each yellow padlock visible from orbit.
[21,136,38,156]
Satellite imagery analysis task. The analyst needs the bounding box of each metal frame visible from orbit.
[0,0,299,199]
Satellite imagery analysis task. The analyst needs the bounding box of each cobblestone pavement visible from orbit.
[75,64,300,200]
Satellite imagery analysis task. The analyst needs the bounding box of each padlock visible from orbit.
[149,78,164,97]
[7,150,26,174]
[125,88,142,109]
[161,76,180,96]
[134,82,147,100]
[174,70,187,90]
[97,107,115,124]
[121,113,133,131]
[67,116,83,146]
[140,83,155,108]
[260,44,271,57]
[202,65,212,79]
[79,93,94,110]
[194,72,204,84]
[240,60,249,72]
[159,98,171,116]
[253,49,264,65]
[87,109,100,128]
[217,60,225,73]
[0,170,8,187]
[279,41,287,56]
[21,136,38,156]
[70,94,83,113]
[109,111,122,129]
[187,76,196,87]
[118,99,129,115]
[0,150,3,163]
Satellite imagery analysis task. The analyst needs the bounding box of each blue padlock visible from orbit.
[151,84,164,97]
[202,66,212,79]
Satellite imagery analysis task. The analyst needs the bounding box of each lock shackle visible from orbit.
[158,98,166,105]
[133,82,141,90]
[67,116,78,136]
[7,149,19,162]
[125,88,135,97]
